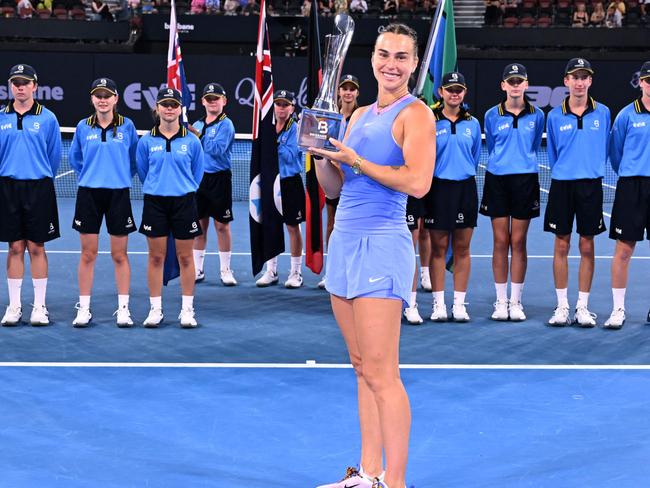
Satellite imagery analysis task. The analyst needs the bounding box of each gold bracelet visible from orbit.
[351,156,363,175]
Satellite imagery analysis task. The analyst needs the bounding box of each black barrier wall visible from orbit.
[1,53,646,131]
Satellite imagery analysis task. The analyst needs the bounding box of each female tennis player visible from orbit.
[310,23,435,488]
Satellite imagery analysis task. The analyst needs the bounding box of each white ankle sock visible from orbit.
[495,282,507,302]
[118,294,129,308]
[150,296,162,309]
[193,249,205,272]
[577,291,590,309]
[511,282,524,304]
[612,288,626,310]
[409,292,417,308]
[433,291,445,305]
[556,288,569,308]
[8,278,22,308]
[79,295,90,309]
[420,266,430,280]
[219,251,232,271]
[182,295,194,309]
[290,256,302,274]
[33,278,47,307]
[266,257,278,274]
[453,291,466,306]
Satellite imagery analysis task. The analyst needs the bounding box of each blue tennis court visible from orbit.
[1,134,650,486]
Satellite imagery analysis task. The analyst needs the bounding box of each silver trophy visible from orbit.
[297,13,355,151]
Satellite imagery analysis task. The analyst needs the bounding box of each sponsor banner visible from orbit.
[1,54,645,130]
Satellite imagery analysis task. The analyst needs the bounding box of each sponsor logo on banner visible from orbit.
[0,85,64,102]
[124,83,196,111]
[526,86,569,109]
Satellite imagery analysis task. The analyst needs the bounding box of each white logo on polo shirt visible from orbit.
[150,145,163,152]
[436,128,447,136]
[633,121,646,128]
[560,124,573,132]
[497,123,510,131]
[86,134,98,141]
[1,123,12,130]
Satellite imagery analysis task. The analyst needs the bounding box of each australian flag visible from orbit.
[162,0,193,286]
[249,0,284,276]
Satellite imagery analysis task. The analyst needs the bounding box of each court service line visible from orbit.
[0,250,646,259]
[1,361,650,370]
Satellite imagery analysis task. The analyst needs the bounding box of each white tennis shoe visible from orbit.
[179,307,197,328]
[1,305,22,326]
[604,308,625,329]
[30,305,50,326]
[256,270,279,287]
[220,269,237,286]
[72,304,92,327]
[143,306,164,328]
[403,304,424,325]
[114,306,134,327]
[548,306,571,326]
[491,300,509,321]
[574,306,596,328]
[508,301,526,321]
[316,467,374,488]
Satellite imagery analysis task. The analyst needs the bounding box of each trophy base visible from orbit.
[297,108,344,151]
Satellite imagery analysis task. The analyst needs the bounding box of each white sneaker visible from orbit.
[574,306,597,328]
[256,270,279,287]
[603,308,625,330]
[316,467,374,488]
[220,268,237,286]
[491,300,509,321]
[420,271,432,291]
[195,269,205,283]
[72,304,92,328]
[178,307,197,328]
[1,305,22,326]
[548,306,571,326]
[318,277,326,289]
[508,301,526,322]
[30,304,50,326]
[451,303,470,322]
[114,306,134,327]
[404,304,424,325]
[284,271,303,288]
[430,301,448,322]
[143,307,164,328]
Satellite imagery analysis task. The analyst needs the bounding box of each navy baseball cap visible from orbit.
[273,89,295,105]
[9,64,37,82]
[339,74,360,88]
[441,72,467,89]
[639,61,650,81]
[565,58,594,75]
[90,78,118,96]
[503,63,528,81]
[156,87,182,104]
[202,83,226,98]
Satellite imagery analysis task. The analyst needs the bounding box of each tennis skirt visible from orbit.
[325,226,415,306]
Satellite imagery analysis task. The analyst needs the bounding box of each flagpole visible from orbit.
[413,0,447,98]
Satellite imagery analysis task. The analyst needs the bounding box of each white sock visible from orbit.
[453,291,466,306]
[118,294,129,309]
[612,288,626,310]
[266,257,278,274]
[33,278,47,307]
[219,251,231,271]
[7,278,22,308]
[193,249,205,272]
[150,296,162,309]
[495,282,507,302]
[290,255,302,274]
[433,290,445,305]
[577,291,590,309]
[556,288,569,308]
[409,292,417,308]
[79,295,91,309]
[511,282,524,304]
[420,266,430,280]
[182,295,194,310]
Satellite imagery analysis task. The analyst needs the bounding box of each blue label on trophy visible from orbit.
[297,108,344,151]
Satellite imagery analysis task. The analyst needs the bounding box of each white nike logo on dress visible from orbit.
[369,276,385,283]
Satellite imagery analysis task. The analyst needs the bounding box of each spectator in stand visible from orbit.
[502,0,518,17]
[191,0,205,13]
[92,0,114,20]
[36,0,53,12]
[484,0,502,25]
[319,0,333,15]
[349,0,367,13]
[301,0,311,15]
[205,0,220,13]
[223,0,238,14]
[415,0,436,16]
[572,2,589,26]
[608,0,625,14]
[241,0,259,14]
[17,0,35,17]
[334,0,347,13]
[141,0,156,12]
[590,1,605,25]
[605,3,623,26]
[383,0,398,15]
[128,0,141,15]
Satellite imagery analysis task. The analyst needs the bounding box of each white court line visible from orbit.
[0,250,646,259]
[0,361,649,370]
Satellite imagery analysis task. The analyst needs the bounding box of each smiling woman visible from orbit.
[309,23,435,488]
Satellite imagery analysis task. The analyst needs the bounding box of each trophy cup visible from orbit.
[297,13,355,151]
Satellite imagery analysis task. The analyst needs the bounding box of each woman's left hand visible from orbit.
[308,138,357,167]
